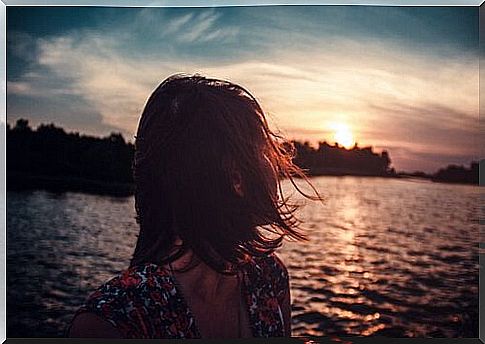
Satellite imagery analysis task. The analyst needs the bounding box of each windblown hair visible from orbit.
[130,74,321,274]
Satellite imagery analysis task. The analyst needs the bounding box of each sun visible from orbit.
[332,123,355,149]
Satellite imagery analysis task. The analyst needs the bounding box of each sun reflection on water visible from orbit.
[281,176,478,337]
[6,176,479,338]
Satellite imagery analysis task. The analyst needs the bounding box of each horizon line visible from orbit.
[5,118,481,175]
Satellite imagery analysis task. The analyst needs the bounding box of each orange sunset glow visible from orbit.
[331,123,355,149]
[6,6,480,173]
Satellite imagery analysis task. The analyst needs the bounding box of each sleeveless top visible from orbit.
[69,253,289,338]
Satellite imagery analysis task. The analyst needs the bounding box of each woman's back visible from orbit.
[168,256,253,338]
[68,74,320,338]
[68,253,290,338]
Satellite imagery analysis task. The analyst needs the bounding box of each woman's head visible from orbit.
[131,74,320,273]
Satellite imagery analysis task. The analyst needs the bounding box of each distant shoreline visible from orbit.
[7,171,478,198]
[7,172,134,197]
[7,120,479,193]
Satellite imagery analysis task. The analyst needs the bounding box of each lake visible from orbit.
[6,176,480,337]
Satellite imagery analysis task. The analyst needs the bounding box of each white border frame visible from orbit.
[1,1,482,343]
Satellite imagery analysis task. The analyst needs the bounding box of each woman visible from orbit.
[67,74,321,339]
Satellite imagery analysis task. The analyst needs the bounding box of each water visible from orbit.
[6,176,480,338]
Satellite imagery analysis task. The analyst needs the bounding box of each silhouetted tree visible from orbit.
[7,120,135,187]
[8,119,477,194]
[432,161,478,185]
[13,119,31,132]
[291,140,396,177]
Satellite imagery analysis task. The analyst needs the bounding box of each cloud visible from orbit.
[378,144,479,173]
[6,81,31,95]
[7,93,124,137]
[131,8,239,45]
[177,11,221,43]
[164,13,194,34]
[7,31,38,62]
[6,9,479,172]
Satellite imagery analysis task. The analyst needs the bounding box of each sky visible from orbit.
[6,6,480,173]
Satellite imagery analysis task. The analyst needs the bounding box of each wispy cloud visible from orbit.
[132,8,239,45]
[6,7,479,172]
[8,31,38,61]
[165,13,194,34]
[177,10,220,43]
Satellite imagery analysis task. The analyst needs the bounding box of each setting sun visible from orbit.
[332,123,355,149]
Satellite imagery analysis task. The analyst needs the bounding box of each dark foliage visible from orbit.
[6,119,479,194]
[432,161,479,185]
[290,141,395,177]
[7,120,396,185]
[7,119,134,192]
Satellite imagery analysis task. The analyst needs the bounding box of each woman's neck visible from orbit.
[163,237,240,299]
[167,250,239,301]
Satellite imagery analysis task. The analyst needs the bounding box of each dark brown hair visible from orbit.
[130,74,321,274]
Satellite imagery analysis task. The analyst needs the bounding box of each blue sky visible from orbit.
[6,6,480,172]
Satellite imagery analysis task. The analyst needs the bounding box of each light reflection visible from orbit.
[8,176,479,338]
[361,324,386,336]
[280,177,476,337]
[331,122,355,149]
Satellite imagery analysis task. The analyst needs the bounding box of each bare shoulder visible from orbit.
[68,312,123,338]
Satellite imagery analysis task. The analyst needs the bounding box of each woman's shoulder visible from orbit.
[245,252,289,295]
[242,252,289,337]
[83,263,173,304]
[250,252,288,278]
[72,263,176,338]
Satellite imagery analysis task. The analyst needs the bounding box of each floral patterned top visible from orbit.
[69,253,289,338]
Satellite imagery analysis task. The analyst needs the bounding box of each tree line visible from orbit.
[291,141,395,177]
[7,119,134,183]
[6,119,479,195]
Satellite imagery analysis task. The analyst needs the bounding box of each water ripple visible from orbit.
[6,177,479,338]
